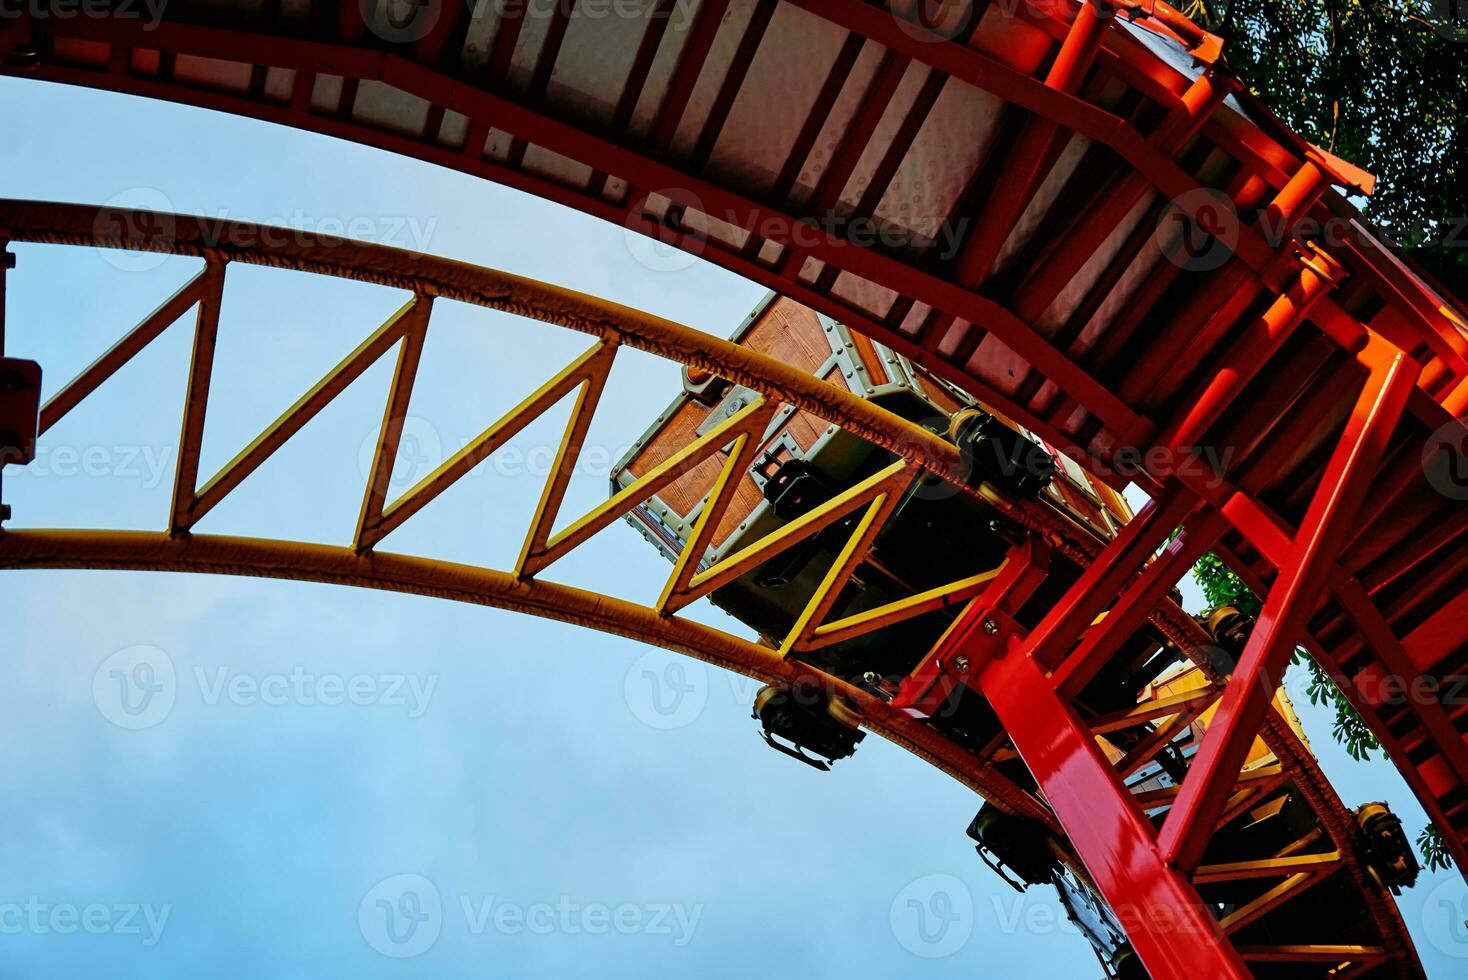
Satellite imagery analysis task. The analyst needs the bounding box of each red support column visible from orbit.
[1051,507,1229,697]
[977,627,1249,980]
[1159,344,1420,872]
[1023,483,1194,672]
[909,539,1249,979]
[892,538,1050,712]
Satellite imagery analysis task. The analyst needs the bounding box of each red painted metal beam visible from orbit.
[409,0,475,66]
[690,0,777,169]
[969,588,1248,978]
[1158,236,1341,453]
[1023,484,1194,673]
[892,538,1050,712]
[1160,345,1420,872]
[776,44,909,275]
[779,0,1293,284]
[486,0,527,82]
[763,29,865,207]
[1053,508,1230,698]
[587,0,680,196]
[650,0,731,150]
[1335,575,1468,791]
[951,0,1108,288]
[1011,70,1232,324]
[505,0,579,168]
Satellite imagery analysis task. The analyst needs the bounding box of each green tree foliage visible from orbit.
[1418,824,1453,871]
[1185,0,1467,299]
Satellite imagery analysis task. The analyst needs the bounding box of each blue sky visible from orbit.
[1,75,1464,977]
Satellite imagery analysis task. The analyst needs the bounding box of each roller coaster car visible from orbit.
[0,356,41,467]
[967,802,1057,890]
[1203,605,1254,663]
[966,804,1142,979]
[0,355,42,523]
[612,293,1130,692]
[751,684,864,771]
[1356,802,1420,893]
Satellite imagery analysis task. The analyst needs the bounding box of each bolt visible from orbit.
[953,655,971,672]
[982,619,1000,635]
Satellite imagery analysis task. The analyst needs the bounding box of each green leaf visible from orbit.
[1418,825,1453,873]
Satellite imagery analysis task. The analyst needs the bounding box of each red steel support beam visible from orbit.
[410,0,474,66]
[1053,507,1230,698]
[777,45,909,276]
[892,538,1050,712]
[1011,70,1233,324]
[690,0,777,169]
[1335,574,1468,792]
[650,0,731,150]
[950,0,1108,288]
[486,0,527,82]
[1159,344,1419,872]
[1023,483,1194,672]
[974,619,1247,978]
[1158,237,1340,453]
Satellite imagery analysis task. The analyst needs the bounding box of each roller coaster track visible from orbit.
[0,198,1439,978]
[0,0,1465,976]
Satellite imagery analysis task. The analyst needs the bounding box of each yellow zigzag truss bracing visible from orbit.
[0,201,1425,977]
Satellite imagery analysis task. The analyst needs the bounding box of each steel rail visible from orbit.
[0,527,1064,826]
[0,201,1425,976]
